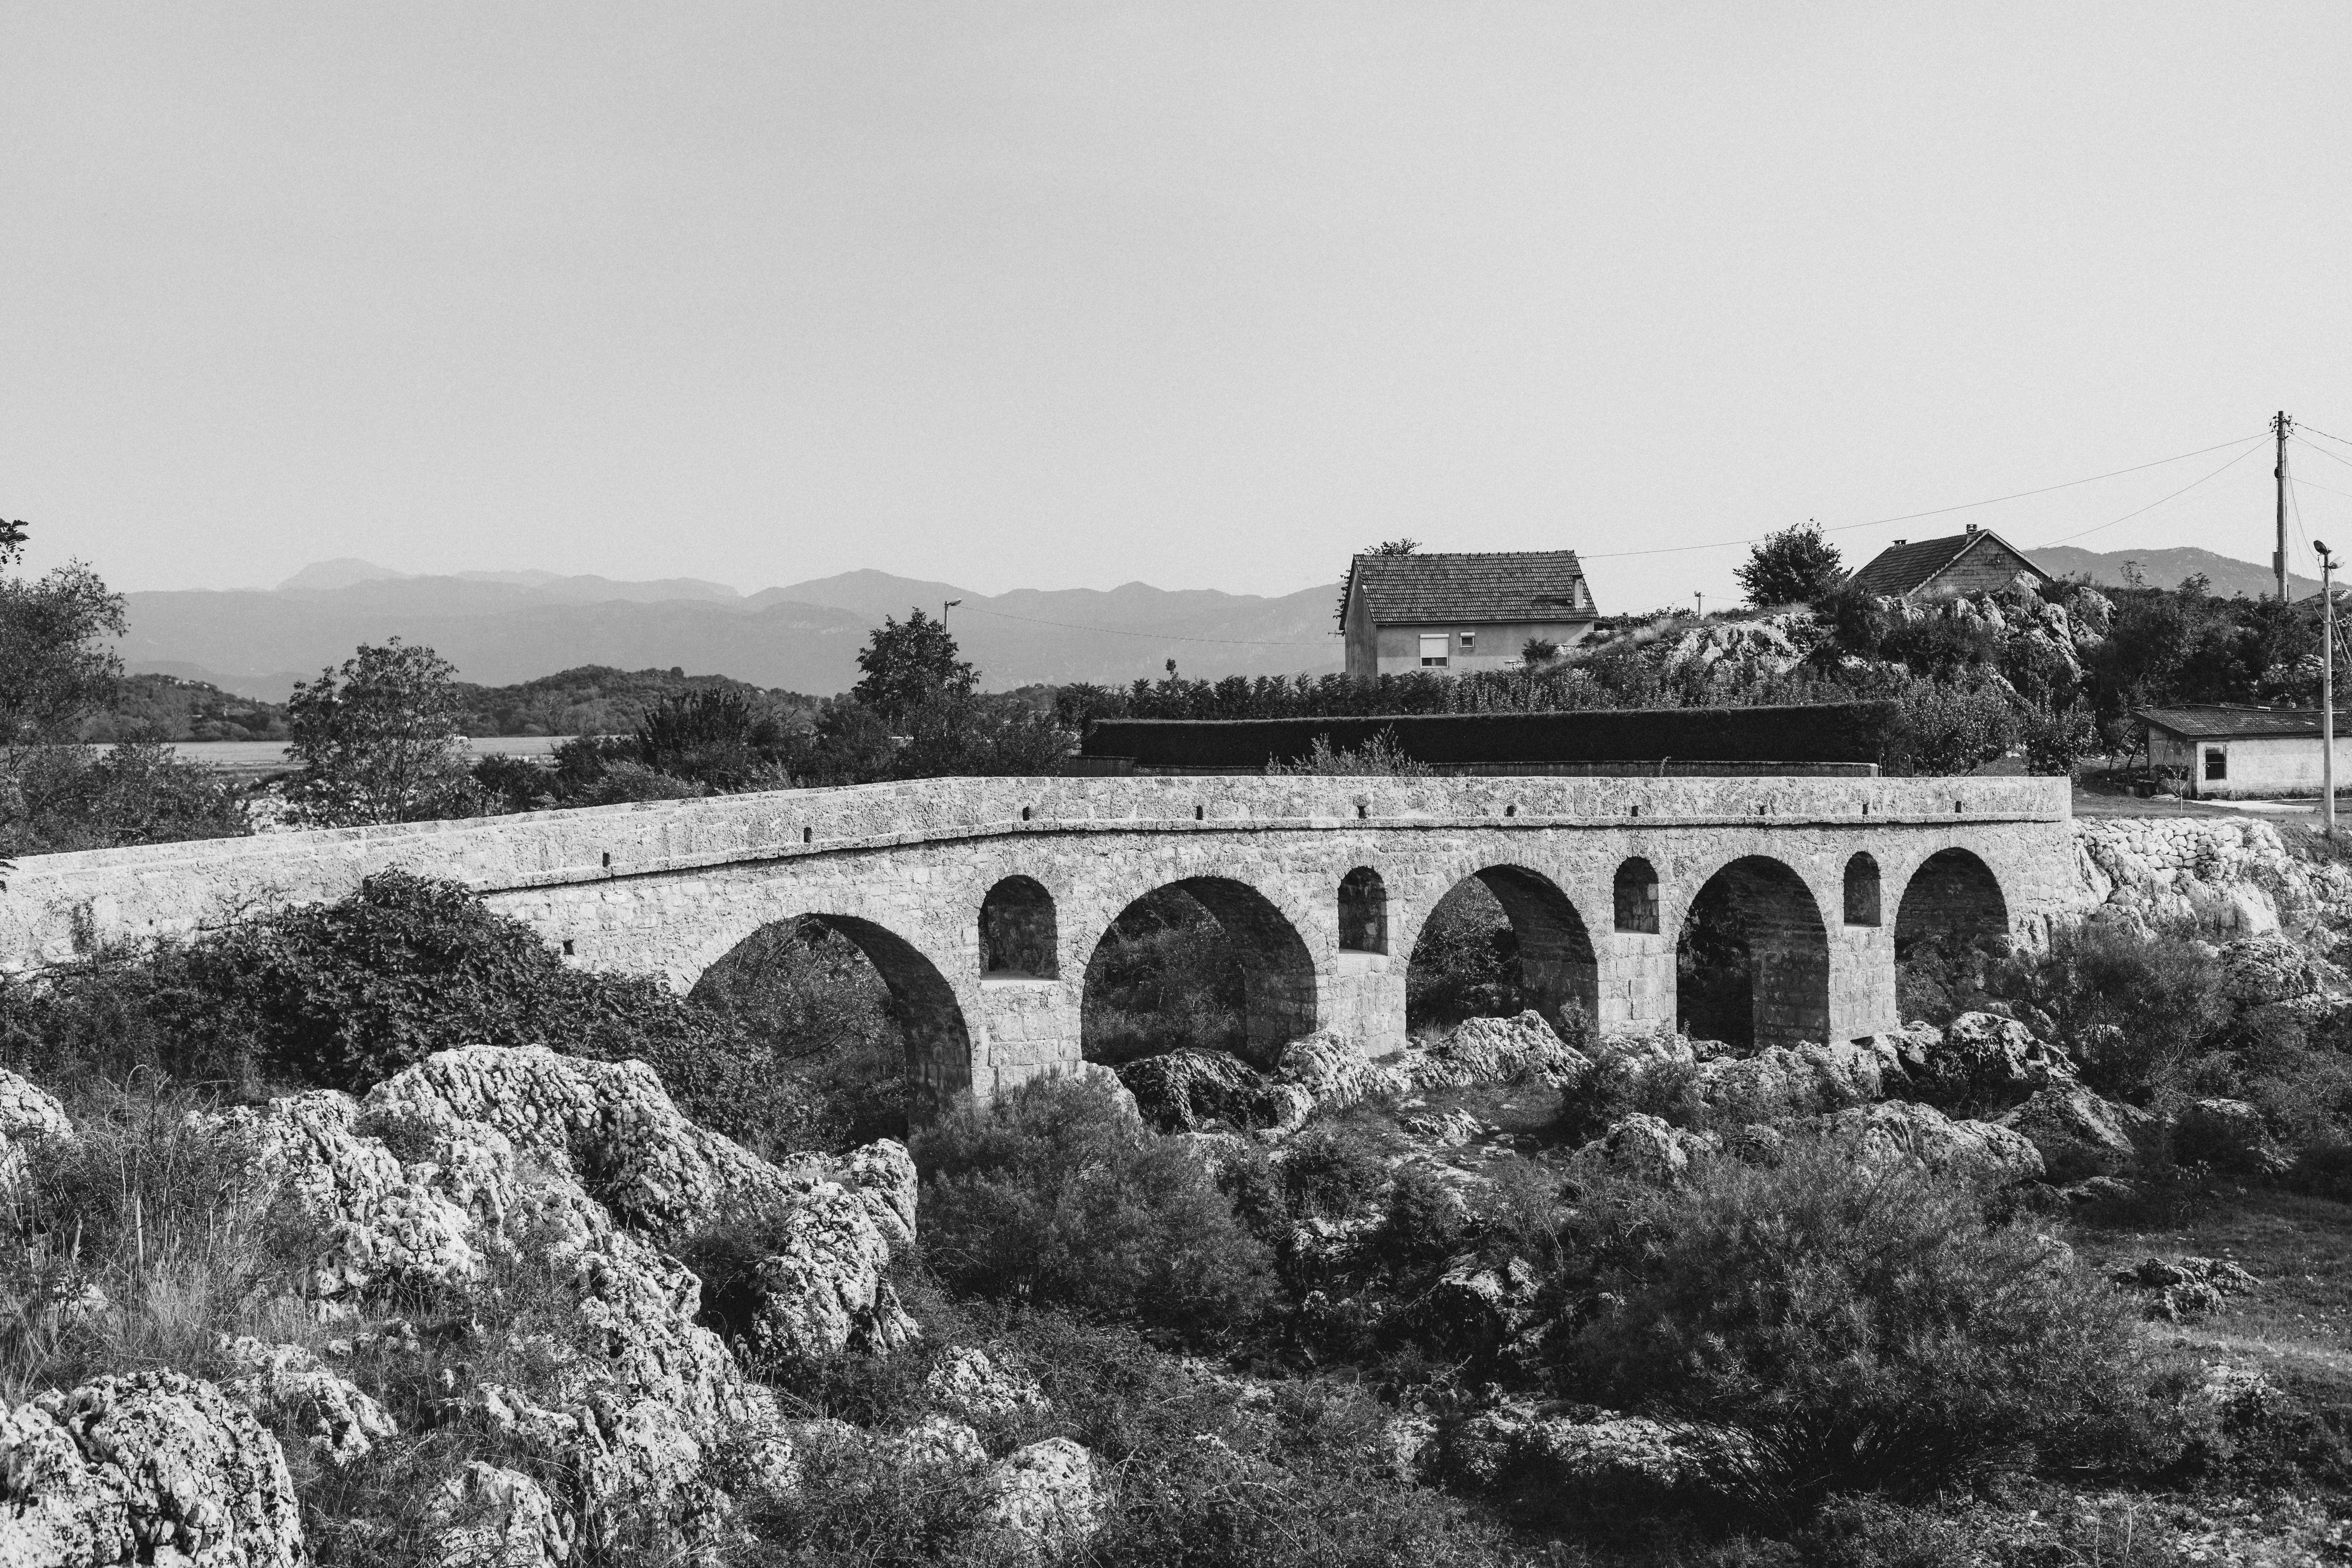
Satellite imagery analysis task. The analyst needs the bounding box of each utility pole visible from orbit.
[2318,540,2342,837]
[1694,591,1704,618]
[2276,410,2296,600]
[943,598,962,627]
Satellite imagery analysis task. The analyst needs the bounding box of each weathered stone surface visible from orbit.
[1909,1012,2078,1108]
[2074,816,2352,939]
[2175,1098,2276,1173]
[1398,1106,1484,1146]
[428,1461,571,1568]
[2112,1256,2259,1321]
[364,1044,808,1238]
[982,1438,1104,1558]
[748,1181,918,1363]
[14,1370,304,1568]
[1274,1029,1411,1108]
[926,1348,1050,1424]
[1443,1402,1703,1495]
[1820,1099,2045,1184]
[1999,1083,2145,1180]
[1577,1114,1717,1186]
[1118,1049,1282,1133]
[2218,935,2343,1005]
[1695,1041,1884,1118]
[0,1067,71,1188]
[218,1335,398,1467]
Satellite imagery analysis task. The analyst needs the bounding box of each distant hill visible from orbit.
[2030,545,2319,600]
[123,564,1344,699]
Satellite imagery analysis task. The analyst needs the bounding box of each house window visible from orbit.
[2204,747,2227,782]
[1419,633,1449,667]
[1458,631,1475,653]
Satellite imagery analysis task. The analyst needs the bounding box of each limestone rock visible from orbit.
[1695,1041,1885,1119]
[1424,1255,1542,1354]
[0,1067,71,1189]
[1910,1012,2078,1108]
[748,1181,918,1363]
[1118,1049,1284,1133]
[218,1334,398,1467]
[2175,1097,2277,1173]
[1820,1099,2045,1185]
[1444,1402,1703,1495]
[887,1416,989,1472]
[1274,1029,1411,1108]
[16,1369,304,1568]
[364,1044,808,1239]
[1398,1107,1484,1146]
[2112,1256,2258,1321]
[982,1438,1104,1558]
[428,1461,570,1568]
[1408,1012,1590,1089]
[2218,935,2342,1006]
[1998,1083,2145,1180]
[926,1348,1050,1424]
[1578,1114,1716,1186]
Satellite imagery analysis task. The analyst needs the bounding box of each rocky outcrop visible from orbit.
[1118,1049,1306,1134]
[2175,1097,2279,1174]
[748,1181,919,1363]
[1820,1100,2044,1185]
[926,1348,1050,1424]
[2112,1256,2259,1322]
[2,1370,305,1568]
[2072,817,2352,939]
[1694,1041,1888,1120]
[0,1067,71,1193]
[1999,1084,2147,1181]
[1442,1402,1704,1497]
[428,1461,571,1568]
[362,1044,812,1238]
[1577,1114,1718,1186]
[981,1438,1104,1558]
[1904,1012,2078,1110]
[1407,1012,1590,1090]
[218,1335,399,1468]
[1273,1029,1411,1109]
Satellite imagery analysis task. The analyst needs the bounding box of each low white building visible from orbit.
[2140,705,2352,799]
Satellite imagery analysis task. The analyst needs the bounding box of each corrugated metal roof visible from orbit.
[2137,705,2352,739]
[1847,529,2050,598]
[1342,550,1593,625]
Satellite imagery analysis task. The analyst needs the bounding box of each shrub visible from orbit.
[913,1075,1274,1338]
[1404,881,1524,1033]
[1553,1140,2141,1520]
[1979,921,2228,1104]
[0,738,250,856]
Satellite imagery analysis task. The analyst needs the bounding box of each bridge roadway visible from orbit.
[0,774,2077,1101]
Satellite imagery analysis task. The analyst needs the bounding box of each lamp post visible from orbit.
[2321,541,2342,839]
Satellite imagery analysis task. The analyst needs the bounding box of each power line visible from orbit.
[2298,422,2352,450]
[2031,440,2271,547]
[2294,434,2352,476]
[2292,473,2352,503]
[1578,433,2267,560]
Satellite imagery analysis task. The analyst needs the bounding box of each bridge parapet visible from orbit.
[1,774,2066,975]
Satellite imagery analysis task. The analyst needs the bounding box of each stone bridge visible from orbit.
[0,775,2075,1100]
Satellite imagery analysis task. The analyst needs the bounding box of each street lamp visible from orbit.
[2321,541,2341,839]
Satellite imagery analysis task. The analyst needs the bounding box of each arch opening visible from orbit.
[1081,877,1318,1069]
[1339,867,1388,954]
[1894,849,2011,1019]
[1676,856,1829,1049]
[1843,852,1883,927]
[692,914,973,1143]
[980,875,1059,978]
[1407,865,1596,1035]
[1613,857,1660,934]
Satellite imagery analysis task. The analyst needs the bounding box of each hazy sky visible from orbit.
[6,4,2351,608]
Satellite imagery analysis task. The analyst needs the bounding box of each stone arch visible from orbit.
[1080,876,1318,1068]
[692,913,973,1104]
[1613,856,1660,934]
[1408,864,1598,1030]
[1895,848,2010,956]
[1338,866,1388,954]
[1676,855,1829,1049]
[979,874,1058,978]
[1843,852,1883,927]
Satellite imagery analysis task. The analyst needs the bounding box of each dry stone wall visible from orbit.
[0,775,2075,1096]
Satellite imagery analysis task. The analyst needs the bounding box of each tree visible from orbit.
[285,640,480,825]
[1738,522,1846,608]
[1365,539,1420,556]
[1,560,126,749]
[850,609,977,722]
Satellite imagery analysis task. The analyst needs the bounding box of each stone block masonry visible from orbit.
[0,775,2075,1101]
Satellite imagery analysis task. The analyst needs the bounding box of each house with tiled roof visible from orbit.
[1336,550,1599,678]
[1847,524,2050,600]
[2138,705,2352,799]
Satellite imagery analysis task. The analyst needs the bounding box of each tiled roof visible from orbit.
[1342,551,1593,625]
[2137,705,2352,739]
[1847,529,2049,598]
